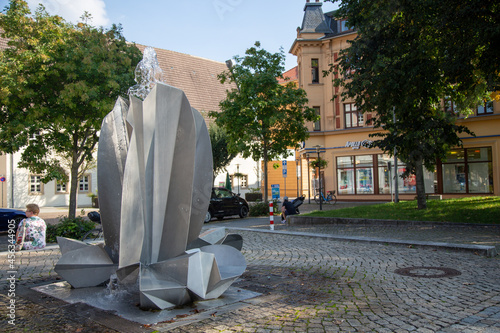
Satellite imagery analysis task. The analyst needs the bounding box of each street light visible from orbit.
[305,153,311,204]
[313,145,323,210]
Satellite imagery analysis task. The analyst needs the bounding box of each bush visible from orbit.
[249,200,281,216]
[46,216,96,243]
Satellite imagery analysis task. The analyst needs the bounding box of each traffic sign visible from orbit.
[0,177,5,182]
[282,160,287,178]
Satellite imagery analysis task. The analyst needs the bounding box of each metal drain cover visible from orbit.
[394,266,461,278]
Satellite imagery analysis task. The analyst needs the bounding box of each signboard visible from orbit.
[282,160,287,178]
[0,177,5,182]
[345,139,372,150]
[271,184,280,200]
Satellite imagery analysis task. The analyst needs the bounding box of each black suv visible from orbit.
[204,187,249,223]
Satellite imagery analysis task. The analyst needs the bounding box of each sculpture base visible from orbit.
[33,281,260,326]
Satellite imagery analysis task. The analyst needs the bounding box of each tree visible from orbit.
[208,123,237,182]
[330,0,486,209]
[0,0,142,217]
[209,42,318,202]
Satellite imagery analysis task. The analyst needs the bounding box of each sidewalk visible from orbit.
[1,202,499,332]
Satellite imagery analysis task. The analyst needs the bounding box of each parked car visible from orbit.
[204,187,249,223]
[0,208,26,232]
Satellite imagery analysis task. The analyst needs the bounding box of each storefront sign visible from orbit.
[345,140,372,150]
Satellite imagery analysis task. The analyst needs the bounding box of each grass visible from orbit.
[302,196,500,224]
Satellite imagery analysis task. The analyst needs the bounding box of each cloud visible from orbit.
[26,0,110,26]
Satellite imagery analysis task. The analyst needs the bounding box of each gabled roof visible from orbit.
[277,66,298,85]
[136,44,234,121]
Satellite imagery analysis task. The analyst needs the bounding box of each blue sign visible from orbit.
[271,184,280,200]
[282,160,287,178]
[0,177,5,182]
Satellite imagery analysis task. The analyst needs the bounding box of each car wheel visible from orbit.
[239,206,249,218]
[204,211,212,223]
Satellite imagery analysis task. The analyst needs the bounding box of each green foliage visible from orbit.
[210,42,319,202]
[303,197,500,225]
[330,0,489,209]
[208,123,237,180]
[46,216,96,243]
[249,200,280,216]
[309,159,328,169]
[0,0,143,218]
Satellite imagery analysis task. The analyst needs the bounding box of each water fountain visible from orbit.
[49,47,248,311]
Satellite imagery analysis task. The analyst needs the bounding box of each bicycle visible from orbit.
[314,190,337,205]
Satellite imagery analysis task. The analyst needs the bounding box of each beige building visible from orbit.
[289,1,499,201]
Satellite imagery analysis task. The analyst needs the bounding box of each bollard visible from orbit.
[269,202,274,230]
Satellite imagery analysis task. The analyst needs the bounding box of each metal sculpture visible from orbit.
[55,47,246,309]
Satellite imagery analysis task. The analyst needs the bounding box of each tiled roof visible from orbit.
[136,44,235,122]
[278,66,298,85]
[300,2,332,34]
[0,33,234,123]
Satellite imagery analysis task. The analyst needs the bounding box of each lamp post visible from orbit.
[313,145,323,211]
[236,164,240,195]
[306,153,311,204]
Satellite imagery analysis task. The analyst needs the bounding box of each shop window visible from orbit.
[313,107,321,131]
[29,175,43,194]
[336,155,373,194]
[477,101,494,115]
[344,103,363,128]
[79,175,90,192]
[311,59,319,84]
[442,147,493,194]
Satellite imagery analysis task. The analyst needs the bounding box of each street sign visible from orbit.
[0,177,5,182]
[282,160,287,178]
[271,184,280,200]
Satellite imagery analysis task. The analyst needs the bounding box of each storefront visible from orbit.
[298,133,499,201]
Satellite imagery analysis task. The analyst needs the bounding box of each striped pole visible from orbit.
[269,202,274,230]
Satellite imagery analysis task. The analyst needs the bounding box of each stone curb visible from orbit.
[288,215,500,228]
[227,227,498,258]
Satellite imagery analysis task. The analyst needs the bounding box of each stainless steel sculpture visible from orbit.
[55,47,246,309]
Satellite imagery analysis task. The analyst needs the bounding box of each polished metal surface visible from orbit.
[55,51,245,309]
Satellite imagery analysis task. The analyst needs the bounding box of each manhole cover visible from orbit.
[394,266,461,278]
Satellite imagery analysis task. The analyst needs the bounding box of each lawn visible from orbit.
[303,196,500,224]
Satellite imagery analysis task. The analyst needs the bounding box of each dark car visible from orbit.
[0,208,26,232]
[204,187,249,223]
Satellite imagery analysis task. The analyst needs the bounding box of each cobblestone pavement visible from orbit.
[1,227,500,332]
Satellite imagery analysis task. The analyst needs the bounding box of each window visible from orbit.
[442,147,493,194]
[311,59,319,83]
[344,103,363,128]
[79,175,90,192]
[336,155,373,194]
[444,98,460,115]
[55,180,68,194]
[29,175,43,194]
[339,19,352,32]
[313,107,321,131]
[477,101,493,115]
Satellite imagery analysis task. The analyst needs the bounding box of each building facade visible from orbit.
[290,1,500,201]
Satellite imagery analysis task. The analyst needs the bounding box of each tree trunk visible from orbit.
[415,157,427,210]
[68,163,79,219]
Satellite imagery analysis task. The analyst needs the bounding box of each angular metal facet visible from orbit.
[56,65,245,309]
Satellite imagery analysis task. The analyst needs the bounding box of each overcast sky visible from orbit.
[1,0,339,70]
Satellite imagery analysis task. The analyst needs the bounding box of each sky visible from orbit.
[1,0,339,71]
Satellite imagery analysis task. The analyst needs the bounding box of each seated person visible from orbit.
[15,203,46,251]
[280,197,296,223]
